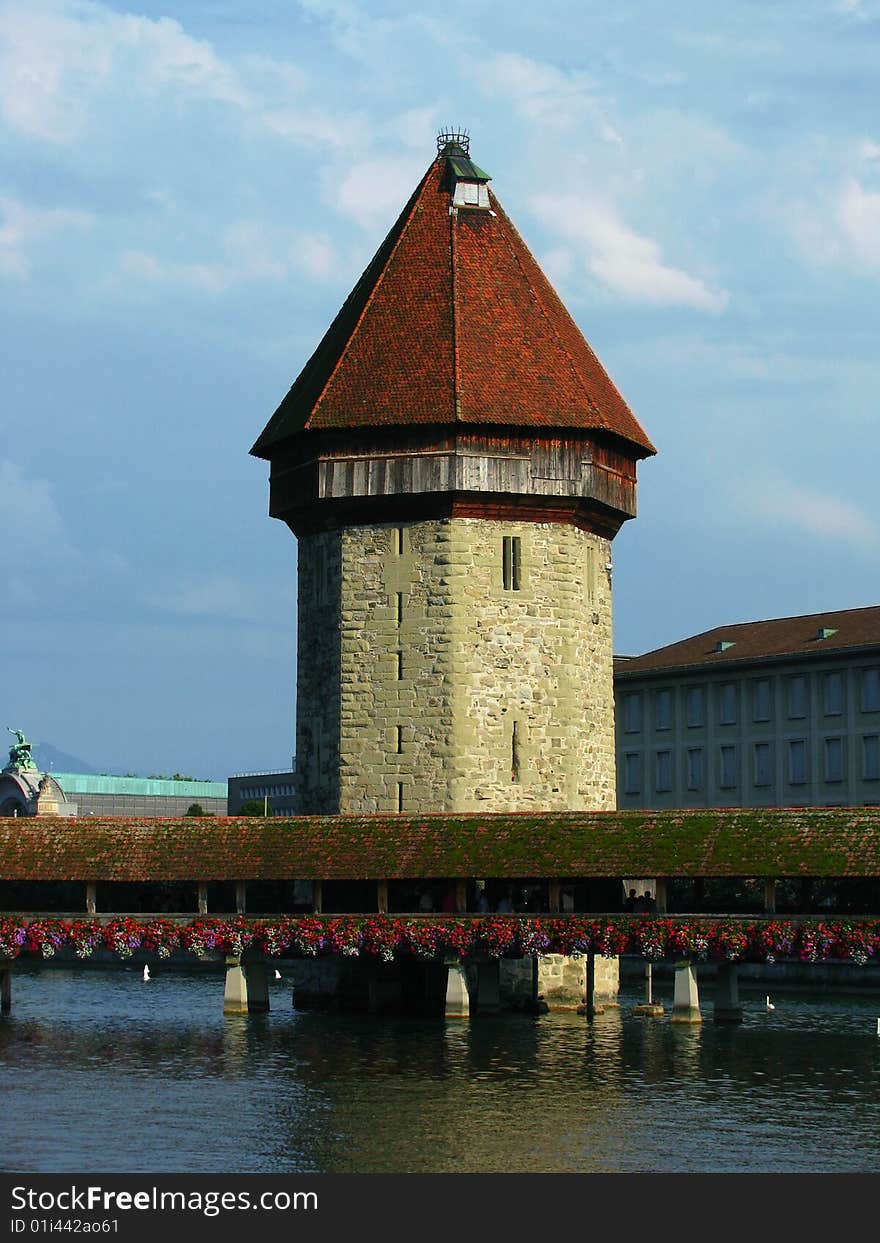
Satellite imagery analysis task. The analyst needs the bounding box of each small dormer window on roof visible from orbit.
[815,626,839,641]
[438,128,491,210]
[714,640,736,652]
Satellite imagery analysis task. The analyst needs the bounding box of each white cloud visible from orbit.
[334,156,424,229]
[0,193,93,278]
[837,177,880,266]
[0,2,249,144]
[735,470,878,546]
[0,460,78,562]
[118,249,231,293]
[481,50,623,146]
[531,192,728,311]
[146,576,257,620]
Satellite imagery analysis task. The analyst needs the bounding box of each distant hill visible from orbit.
[32,742,99,775]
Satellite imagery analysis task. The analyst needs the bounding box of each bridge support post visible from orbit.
[713,962,743,1024]
[634,961,664,1017]
[224,956,270,1015]
[444,960,470,1018]
[671,960,702,1024]
[583,952,602,1018]
[86,883,96,915]
[476,959,501,1013]
[0,961,12,1014]
[197,882,208,915]
[763,879,776,914]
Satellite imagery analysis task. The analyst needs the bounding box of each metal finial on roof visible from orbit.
[437,128,470,155]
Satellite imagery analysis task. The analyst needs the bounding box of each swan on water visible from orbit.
[765,995,774,1010]
[143,965,151,982]
[274,969,282,980]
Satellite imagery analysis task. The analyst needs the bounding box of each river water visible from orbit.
[2,962,879,1174]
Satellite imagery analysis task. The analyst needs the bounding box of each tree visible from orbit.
[185,803,205,817]
[238,799,266,816]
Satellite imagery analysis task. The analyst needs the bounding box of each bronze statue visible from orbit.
[6,727,37,772]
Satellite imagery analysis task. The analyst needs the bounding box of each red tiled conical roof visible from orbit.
[252,151,654,458]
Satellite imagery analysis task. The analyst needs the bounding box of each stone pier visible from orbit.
[671,960,702,1024]
[475,959,501,1013]
[444,961,470,1018]
[713,962,743,1024]
[0,961,11,1014]
[223,956,270,1015]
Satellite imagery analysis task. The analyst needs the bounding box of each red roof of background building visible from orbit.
[252,153,655,457]
[615,605,880,676]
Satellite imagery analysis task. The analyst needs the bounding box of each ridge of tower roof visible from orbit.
[251,142,655,459]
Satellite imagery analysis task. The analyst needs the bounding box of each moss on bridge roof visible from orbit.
[1,808,879,881]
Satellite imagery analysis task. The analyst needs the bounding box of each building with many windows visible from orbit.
[615,606,880,810]
[226,771,297,816]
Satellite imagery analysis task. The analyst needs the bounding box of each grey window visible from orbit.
[862,669,880,713]
[623,693,642,734]
[623,753,641,795]
[788,739,807,785]
[686,686,705,727]
[824,737,843,782]
[718,683,737,725]
[823,672,843,716]
[654,689,672,731]
[719,744,737,789]
[864,736,880,781]
[655,751,672,793]
[502,536,522,591]
[754,742,772,787]
[752,678,772,722]
[686,747,704,791]
[787,675,807,719]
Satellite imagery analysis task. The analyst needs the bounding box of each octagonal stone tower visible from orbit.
[252,133,655,814]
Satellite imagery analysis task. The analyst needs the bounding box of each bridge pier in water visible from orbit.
[0,961,12,1014]
[671,960,702,1024]
[444,962,470,1018]
[713,962,743,1024]
[223,956,270,1015]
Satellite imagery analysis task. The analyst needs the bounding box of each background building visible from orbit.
[615,605,880,810]
[0,768,228,817]
[49,773,228,816]
[227,771,297,816]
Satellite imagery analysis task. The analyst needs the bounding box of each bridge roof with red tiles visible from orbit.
[614,605,880,677]
[251,143,654,458]
[2,809,878,881]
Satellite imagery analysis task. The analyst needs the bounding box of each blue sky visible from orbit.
[2,0,879,779]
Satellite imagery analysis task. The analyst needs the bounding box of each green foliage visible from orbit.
[184,803,205,817]
[238,800,267,816]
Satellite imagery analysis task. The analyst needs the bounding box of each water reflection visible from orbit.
[1,964,879,1172]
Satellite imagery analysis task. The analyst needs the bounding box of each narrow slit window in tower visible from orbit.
[395,725,404,754]
[397,651,403,680]
[511,720,521,782]
[396,592,404,627]
[502,536,522,591]
[394,527,405,556]
[397,782,404,813]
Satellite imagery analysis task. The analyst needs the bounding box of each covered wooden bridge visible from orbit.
[1,808,878,1021]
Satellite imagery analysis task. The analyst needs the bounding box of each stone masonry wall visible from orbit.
[295,518,616,814]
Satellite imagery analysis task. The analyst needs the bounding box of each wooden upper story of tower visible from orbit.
[251,132,655,536]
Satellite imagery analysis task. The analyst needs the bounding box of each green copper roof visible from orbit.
[50,773,227,798]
